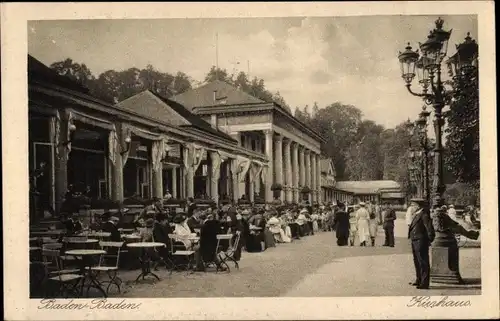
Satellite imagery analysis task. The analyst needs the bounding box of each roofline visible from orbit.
[192,101,326,144]
[29,83,268,161]
[118,90,238,145]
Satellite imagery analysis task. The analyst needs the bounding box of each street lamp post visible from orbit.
[414,106,432,205]
[398,17,478,285]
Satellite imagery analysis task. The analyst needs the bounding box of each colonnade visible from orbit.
[236,129,322,204]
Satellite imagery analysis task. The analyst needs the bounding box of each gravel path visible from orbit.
[117,228,412,298]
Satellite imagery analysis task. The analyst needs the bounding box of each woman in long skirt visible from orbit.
[355,202,371,246]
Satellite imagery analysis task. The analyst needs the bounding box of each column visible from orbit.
[299,146,305,188]
[186,167,194,198]
[264,130,274,203]
[54,112,69,213]
[171,167,177,198]
[230,158,239,202]
[110,128,124,202]
[311,152,317,203]
[317,155,322,204]
[210,151,221,203]
[184,145,195,198]
[274,135,284,200]
[292,142,299,203]
[249,172,255,202]
[284,139,293,203]
[152,165,163,199]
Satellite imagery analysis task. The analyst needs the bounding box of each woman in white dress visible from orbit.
[267,214,292,243]
[355,202,371,246]
[311,211,320,233]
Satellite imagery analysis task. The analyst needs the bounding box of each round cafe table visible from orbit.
[87,232,111,239]
[65,249,107,298]
[127,242,166,282]
[118,228,135,234]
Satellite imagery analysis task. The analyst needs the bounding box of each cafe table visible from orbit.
[65,249,107,297]
[87,232,111,239]
[30,230,65,237]
[118,228,135,234]
[127,242,166,282]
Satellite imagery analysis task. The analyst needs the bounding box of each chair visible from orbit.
[218,232,241,271]
[42,249,83,298]
[167,234,195,273]
[91,241,123,294]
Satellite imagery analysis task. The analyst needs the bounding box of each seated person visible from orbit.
[296,209,308,237]
[101,216,122,242]
[187,209,203,232]
[153,213,172,264]
[199,214,226,272]
[268,213,291,243]
[139,218,155,242]
[172,214,195,249]
[63,213,83,236]
[246,210,266,252]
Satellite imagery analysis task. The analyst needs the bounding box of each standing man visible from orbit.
[408,198,435,289]
[333,202,350,246]
[382,203,396,247]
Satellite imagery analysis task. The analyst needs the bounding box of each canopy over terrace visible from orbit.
[28,55,268,220]
[333,180,405,205]
[172,80,326,204]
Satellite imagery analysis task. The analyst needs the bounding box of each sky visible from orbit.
[28,15,477,129]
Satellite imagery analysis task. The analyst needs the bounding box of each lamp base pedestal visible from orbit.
[430,233,464,285]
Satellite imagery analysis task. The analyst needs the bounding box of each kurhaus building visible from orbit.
[172,80,326,204]
[28,56,325,220]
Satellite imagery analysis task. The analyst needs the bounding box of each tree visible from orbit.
[50,58,96,90]
[344,120,385,180]
[205,66,233,83]
[444,67,479,185]
[302,102,363,179]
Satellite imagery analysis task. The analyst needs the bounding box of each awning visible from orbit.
[380,192,405,199]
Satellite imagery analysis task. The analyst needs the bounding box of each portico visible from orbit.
[172,80,325,204]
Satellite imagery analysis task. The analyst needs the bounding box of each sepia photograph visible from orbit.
[2,2,498,320]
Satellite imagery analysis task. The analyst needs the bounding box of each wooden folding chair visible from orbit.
[91,241,123,294]
[167,234,195,273]
[42,249,83,298]
[219,231,241,270]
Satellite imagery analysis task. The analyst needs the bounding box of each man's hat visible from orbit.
[172,214,186,224]
[110,216,120,223]
[145,218,155,228]
[410,198,428,206]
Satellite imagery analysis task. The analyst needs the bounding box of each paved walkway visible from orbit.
[116,216,480,297]
[284,249,481,297]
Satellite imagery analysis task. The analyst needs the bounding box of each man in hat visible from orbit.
[408,198,435,289]
[382,203,397,247]
[333,202,350,246]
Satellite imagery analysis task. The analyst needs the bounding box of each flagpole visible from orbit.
[215,32,219,80]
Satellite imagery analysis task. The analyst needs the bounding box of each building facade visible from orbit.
[172,80,326,204]
[28,56,269,220]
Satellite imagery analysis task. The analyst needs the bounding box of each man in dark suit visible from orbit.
[333,203,350,246]
[408,198,435,289]
[101,216,122,242]
[382,203,397,247]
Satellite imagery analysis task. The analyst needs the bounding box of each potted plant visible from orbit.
[271,183,283,199]
[300,186,311,201]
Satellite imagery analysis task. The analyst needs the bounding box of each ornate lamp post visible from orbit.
[398,17,478,284]
[414,106,432,205]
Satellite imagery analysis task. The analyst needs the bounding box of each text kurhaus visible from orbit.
[407,296,471,308]
[38,299,142,310]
